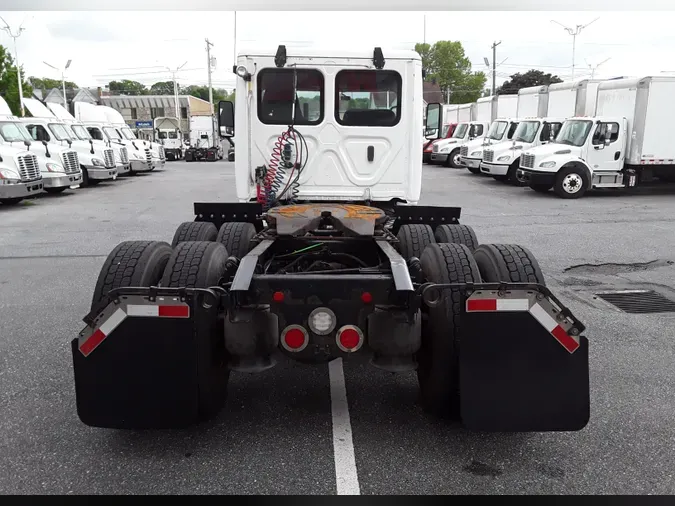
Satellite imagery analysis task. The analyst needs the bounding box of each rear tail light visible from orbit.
[281,325,309,352]
[336,325,364,353]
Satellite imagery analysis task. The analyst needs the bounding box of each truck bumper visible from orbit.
[131,160,153,173]
[43,173,82,189]
[0,180,44,199]
[153,158,166,169]
[116,163,131,176]
[517,168,556,186]
[422,152,432,164]
[480,162,509,176]
[430,153,449,163]
[85,166,118,181]
[460,157,481,169]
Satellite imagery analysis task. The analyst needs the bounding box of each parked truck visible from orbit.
[154,117,184,161]
[430,103,489,168]
[423,104,459,164]
[21,98,118,187]
[480,85,567,184]
[0,97,81,194]
[185,115,222,162]
[71,45,589,434]
[46,102,131,177]
[458,94,519,174]
[0,109,44,204]
[518,75,675,198]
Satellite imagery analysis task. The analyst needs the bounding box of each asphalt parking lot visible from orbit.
[2,161,675,494]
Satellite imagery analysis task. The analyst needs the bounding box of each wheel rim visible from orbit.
[452,153,461,166]
[562,173,583,193]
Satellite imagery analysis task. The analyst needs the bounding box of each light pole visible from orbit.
[206,38,216,147]
[551,17,600,80]
[165,61,188,119]
[44,60,72,110]
[0,15,27,116]
[586,57,610,79]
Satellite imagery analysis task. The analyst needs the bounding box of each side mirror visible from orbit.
[425,102,442,140]
[218,100,234,138]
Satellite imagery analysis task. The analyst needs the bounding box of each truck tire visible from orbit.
[216,222,257,259]
[473,244,546,286]
[434,224,479,251]
[554,165,590,199]
[467,166,480,175]
[161,241,229,289]
[160,240,230,421]
[447,148,461,168]
[506,160,526,186]
[417,243,482,418]
[90,240,173,311]
[396,224,436,260]
[171,221,218,248]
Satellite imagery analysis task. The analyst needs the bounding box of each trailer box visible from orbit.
[547,79,603,119]
[517,85,549,118]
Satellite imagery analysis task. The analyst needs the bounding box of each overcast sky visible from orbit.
[0,11,673,93]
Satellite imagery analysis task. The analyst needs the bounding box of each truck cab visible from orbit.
[429,121,488,168]
[518,116,628,197]
[459,118,519,174]
[20,98,118,186]
[480,117,564,184]
[0,129,44,205]
[154,117,183,161]
[423,123,457,164]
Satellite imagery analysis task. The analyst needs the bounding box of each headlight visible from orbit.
[470,151,482,157]
[539,161,556,168]
[497,155,511,162]
[440,147,450,153]
[0,169,21,184]
[91,158,105,167]
[46,163,65,173]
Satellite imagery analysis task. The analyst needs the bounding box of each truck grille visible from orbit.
[61,150,80,174]
[483,149,494,163]
[103,148,115,168]
[460,146,469,157]
[16,154,41,182]
[432,144,439,153]
[521,154,535,169]
[145,148,152,165]
[120,147,129,164]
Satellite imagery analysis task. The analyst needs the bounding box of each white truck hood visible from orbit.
[435,137,465,149]
[523,142,580,158]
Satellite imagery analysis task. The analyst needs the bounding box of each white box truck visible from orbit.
[547,79,603,118]
[480,85,567,184]
[518,75,675,198]
[429,102,489,168]
[459,94,520,174]
[21,98,118,187]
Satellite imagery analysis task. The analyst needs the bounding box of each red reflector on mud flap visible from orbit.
[79,303,191,357]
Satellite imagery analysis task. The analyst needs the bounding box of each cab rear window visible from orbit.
[335,70,402,127]
[257,68,324,126]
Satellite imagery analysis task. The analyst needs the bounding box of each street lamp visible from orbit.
[165,61,188,119]
[0,15,27,116]
[44,59,72,110]
[551,17,600,80]
[585,57,611,79]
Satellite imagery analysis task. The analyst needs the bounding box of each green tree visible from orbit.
[108,79,148,95]
[29,77,78,90]
[496,69,563,95]
[149,81,175,95]
[0,45,32,115]
[183,85,231,107]
[415,40,486,104]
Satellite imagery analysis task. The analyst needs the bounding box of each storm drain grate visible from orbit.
[595,290,675,314]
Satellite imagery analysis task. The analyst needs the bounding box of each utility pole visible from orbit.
[551,17,600,80]
[44,60,72,111]
[491,41,501,96]
[206,38,216,147]
[0,16,26,116]
[165,61,187,119]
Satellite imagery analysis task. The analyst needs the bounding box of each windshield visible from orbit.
[506,122,519,140]
[513,121,540,143]
[158,132,167,139]
[168,131,178,139]
[452,123,468,139]
[103,127,122,140]
[48,123,73,141]
[71,124,92,140]
[121,128,137,140]
[0,122,32,142]
[441,124,451,137]
[555,120,594,147]
[487,121,509,141]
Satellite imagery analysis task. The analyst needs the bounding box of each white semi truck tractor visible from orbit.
[0,120,44,205]
[518,76,675,198]
[458,94,519,174]
[154,117,183,161]
[21,98,119,187]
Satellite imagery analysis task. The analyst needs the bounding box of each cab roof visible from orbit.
[237,46,421,61]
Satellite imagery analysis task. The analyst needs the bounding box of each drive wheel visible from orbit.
[554,166,589,199]
[434,224,479,251]
[417,243,482,418]
[161,241,230,421]
[171,221,218,248]
[396,224,436,261]
[90,240,173,311]
[216,222,257,259]
[473,244,546,285]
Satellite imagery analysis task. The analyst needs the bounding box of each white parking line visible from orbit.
[328,358,361,495]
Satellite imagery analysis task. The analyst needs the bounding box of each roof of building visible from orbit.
[101,94,211,109]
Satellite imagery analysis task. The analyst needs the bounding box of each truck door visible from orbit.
[585,120,624,172]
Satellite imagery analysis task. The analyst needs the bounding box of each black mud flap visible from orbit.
[459,289,590,432]
[71,289,226,429]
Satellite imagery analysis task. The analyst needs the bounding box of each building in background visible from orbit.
[100,95,212,141]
